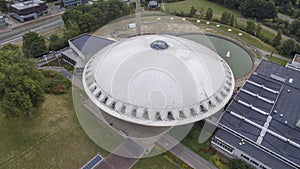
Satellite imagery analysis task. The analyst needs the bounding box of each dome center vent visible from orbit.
[150,40,169,50]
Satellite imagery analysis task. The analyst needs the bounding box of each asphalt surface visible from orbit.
[0,15,63,46]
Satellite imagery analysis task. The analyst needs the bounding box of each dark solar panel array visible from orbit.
[257,60,300,89]
[215,129,294,169]
[82,154,103,169]
[217,60,300,168]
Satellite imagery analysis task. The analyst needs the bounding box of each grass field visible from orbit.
[188,18,279,54]
[133,153,181,169]
[164,0,241,16]
[266,55,289,66]
[0,88,181,168]
[0,90,110,169]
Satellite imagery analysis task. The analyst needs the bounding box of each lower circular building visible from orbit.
[82,35,234,126]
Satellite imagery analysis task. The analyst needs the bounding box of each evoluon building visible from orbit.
[82,35,235,127]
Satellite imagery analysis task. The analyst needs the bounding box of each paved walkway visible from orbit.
[95,139,143,169]
[157,134,218,169]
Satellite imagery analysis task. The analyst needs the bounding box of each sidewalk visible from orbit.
[157,134,218,169]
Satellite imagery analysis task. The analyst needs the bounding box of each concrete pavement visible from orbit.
[157,134,218,169]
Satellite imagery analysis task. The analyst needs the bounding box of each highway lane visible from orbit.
[0,16,64,46]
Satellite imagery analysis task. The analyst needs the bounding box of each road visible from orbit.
[0,15,64,46]
[278,13,294,24]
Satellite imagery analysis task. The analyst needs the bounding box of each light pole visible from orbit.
[136,0,141,35]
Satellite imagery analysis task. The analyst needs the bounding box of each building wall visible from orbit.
[62,0,83,7]
[211,136,271,169]
[11,2,47,16]
[69,40,86,62]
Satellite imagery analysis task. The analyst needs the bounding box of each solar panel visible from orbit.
[81,154,103,169]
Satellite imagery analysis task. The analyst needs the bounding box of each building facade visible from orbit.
[61,34,115,74]
[0,16,8,29]
[62,0,86,8]
[10,0,47,22]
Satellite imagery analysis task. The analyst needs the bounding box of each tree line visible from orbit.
[48,0,131,51]
[209,0,300,20]
[0,44,71,118]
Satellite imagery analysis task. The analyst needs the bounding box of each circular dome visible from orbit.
[82,35,234,126]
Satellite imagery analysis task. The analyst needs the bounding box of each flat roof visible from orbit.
[217,60,300,168]
[215,129,294,169]
[70,34,115,61]
[294,54,300,63]
[11,0,44,10]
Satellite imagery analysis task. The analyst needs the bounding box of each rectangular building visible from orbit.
[61,34,115,74]
[10,0,48,22]
[62,0,85,8]
[212,60,300,169]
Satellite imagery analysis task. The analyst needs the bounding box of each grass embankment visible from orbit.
[188,18,278,55]
[133,152,181,169]
[266,55,289,66]
[164,0,240,16]
[163,0,279,55]
[0,90,109,169]
[0,88,180,168]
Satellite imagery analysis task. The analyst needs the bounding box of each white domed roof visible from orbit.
[83,35,234,126]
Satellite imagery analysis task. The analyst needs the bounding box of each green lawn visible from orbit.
[164,0,241,16]
[133,153,181,169]
[266,55,289,66]
[189,18,279,54]
[0,88,181,169]
[0,90,109,169]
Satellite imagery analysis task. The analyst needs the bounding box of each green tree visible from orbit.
[0,0,8,12]
[246,19,256,35]
[49,34,67,51]
[280,39,298,57]
[62,22,81,40]
[189,6,197,17]
[205,7,213,20]
[239,0,277,20]
[220,10,230,24]
[62,9,82,28]
[229,14,235,26]
[289,18,300,40]
[0,45,45,118]
[78,13,97,32]
[256,24,262,37]
[272,29,282,48]
[22,31,48,58]
[233,16,238,28]
[0,44,19,52]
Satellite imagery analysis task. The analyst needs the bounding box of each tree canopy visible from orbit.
[22,31,48,58]
[0,0,9,13]
[209,0,277,20]
[272,29,282,48]
[0,44,45,118]
[205,7,213,20]
[279,39,299,57]
[62,0,130,34]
